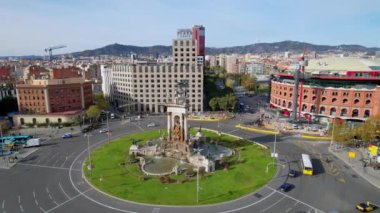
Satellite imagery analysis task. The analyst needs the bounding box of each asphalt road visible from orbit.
[1,114,380,213]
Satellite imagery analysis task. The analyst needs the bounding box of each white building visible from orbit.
[101,26,205,113]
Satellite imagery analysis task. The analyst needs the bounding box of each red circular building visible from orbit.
[270,71,380,121]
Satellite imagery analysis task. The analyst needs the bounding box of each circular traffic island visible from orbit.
[83,129,276,205]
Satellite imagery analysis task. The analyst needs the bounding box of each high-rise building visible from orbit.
[192,25,205,57]
[102,25,205,113]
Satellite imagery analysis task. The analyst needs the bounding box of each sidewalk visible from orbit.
[0,147,38,169]
[329,146,380,189]
[8,126,82,141]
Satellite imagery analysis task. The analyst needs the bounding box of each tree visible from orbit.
[93,93,108,110]
[86,105,101,122]
[0,96,18,116]
[359,115,380,143]
[225,79,235,89]
[209,97,219,111]
[330,121,352,145]
[218,97,228,111]
[241,74,258,92]
[226,93,237,111]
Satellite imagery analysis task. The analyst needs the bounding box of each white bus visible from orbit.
[301,154,313,175]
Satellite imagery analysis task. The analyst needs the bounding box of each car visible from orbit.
[62,133,73,139]
[99,129,109,133]
[279,183,292,192]
[291,124,298,129]
[311,126,318,132]
[147,123,156,127]
[356,202,376,212]
[288,169,297,177]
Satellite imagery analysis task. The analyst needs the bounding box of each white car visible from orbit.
[99,129,109,133]
[147,123,156,127]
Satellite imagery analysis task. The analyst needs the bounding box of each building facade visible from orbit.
[16,78,92,114]
[106,64,203,113]
[102,25,205,113]
[270,72,380,121]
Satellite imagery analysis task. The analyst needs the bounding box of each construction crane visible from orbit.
[44,45,66,61]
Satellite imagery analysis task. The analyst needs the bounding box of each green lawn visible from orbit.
[84,129,276,205]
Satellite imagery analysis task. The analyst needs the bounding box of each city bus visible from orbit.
[0,135,33,145]
[301,154,313,175]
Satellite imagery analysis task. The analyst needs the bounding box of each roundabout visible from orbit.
[1,112,377,212]
[82,128,276,205]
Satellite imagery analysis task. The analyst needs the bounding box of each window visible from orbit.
[320,106,326,114]
[332,91,338,96]
[341,108,347,116]
[366,100,371,105]
[310,105,316,113]
[354,93,360,97]
[303,95,307,100]
[354,99,360,104]
[322,97,326,102]
[330,108,336,116]
[352,109,359,117]
[343,99,348,104]
[332,98,337,103]
[364,110,370,118]
[302,104,307,111]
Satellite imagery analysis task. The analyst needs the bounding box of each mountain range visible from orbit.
[71,40,380,57]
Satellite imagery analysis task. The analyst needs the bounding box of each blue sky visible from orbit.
[1,0,379,56]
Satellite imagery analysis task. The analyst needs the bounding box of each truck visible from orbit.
[24,138,41,148]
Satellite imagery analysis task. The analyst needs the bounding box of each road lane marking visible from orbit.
[39,206,46,213]
[59,182,71,199]
[1,200,4,209]
[19,205,24,212]
[46,187,59,205]
[42,152,60,165]
[131,123,145,131]
[220,191,277,213]
[17,163,81,171]
[293,201,299,207]
[36,151,54,164]
[45,188,92,213]
[18,195,20,204]
[228,129,239,134]
[265,186,323,213]
[285,207,292,212]
[260,196,286,212]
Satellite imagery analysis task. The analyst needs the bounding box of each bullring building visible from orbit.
[101,25,205,113]
[270,57,380,121]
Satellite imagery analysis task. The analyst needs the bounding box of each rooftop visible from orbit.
[306,57,380,72]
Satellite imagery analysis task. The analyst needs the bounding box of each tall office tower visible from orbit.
[172,25,205,66]
[192,25,205,57]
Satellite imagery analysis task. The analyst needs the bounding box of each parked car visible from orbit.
[62,133,73,139]
[291,124,298,129]
[147,123,156,127]
[356,201,376,212]
[311,126,318,132]
[288,169,297,177]
[279,183,292,192]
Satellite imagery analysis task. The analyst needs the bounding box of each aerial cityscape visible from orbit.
[1,1,380,213]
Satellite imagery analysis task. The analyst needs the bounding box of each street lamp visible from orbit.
[330,117,336,148]
[106,113,110,143]
[85,134,93,176]
[194,148,203,203]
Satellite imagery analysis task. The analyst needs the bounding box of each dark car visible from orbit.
[279,183,292,192]
[62,133,73,139]
[288,169,297,177]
